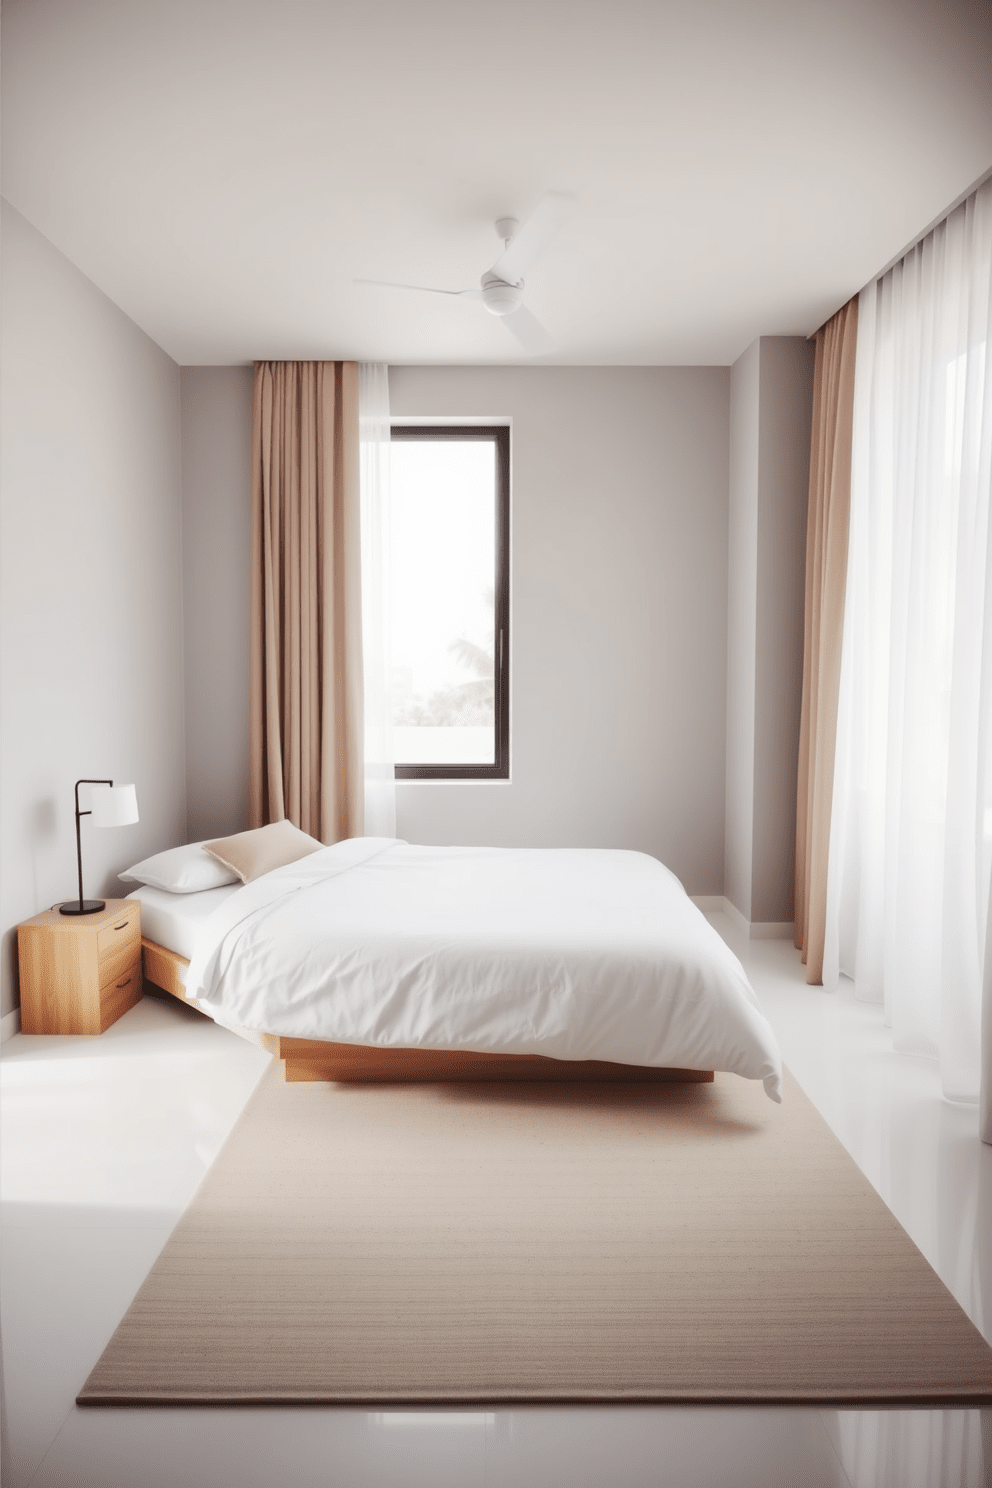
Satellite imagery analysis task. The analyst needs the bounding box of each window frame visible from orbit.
[390,423,510,782]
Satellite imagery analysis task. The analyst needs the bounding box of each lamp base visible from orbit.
[59,899,106,916]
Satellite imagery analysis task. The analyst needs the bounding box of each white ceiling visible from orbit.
[3,0,991,367]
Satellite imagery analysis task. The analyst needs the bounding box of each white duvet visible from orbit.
[186,838,783,1100]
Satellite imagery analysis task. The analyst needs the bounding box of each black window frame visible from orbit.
[390,423,510,781]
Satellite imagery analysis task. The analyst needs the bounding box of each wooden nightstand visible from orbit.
[17,898,142,1034]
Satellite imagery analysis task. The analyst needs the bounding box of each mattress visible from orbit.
[126,882,241,963]
[184,837,784,1098]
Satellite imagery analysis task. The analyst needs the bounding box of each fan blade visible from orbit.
[502,305,555,357]
[355,278,480,299]
[490,191,574,285]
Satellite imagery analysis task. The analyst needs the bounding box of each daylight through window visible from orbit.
[390,426,509,780]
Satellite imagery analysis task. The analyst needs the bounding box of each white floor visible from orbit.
[1,913,990,1488]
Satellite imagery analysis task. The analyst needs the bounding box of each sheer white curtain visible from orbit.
[823,178,992,1114]
[358,363,396,837]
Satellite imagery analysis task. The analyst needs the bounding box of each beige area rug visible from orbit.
[79,1065,992,1407]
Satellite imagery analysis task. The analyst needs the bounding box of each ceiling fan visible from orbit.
[357,191,574,356]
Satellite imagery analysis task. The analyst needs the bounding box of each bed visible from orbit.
[131,839,785,1095]
[132,837,783,1097]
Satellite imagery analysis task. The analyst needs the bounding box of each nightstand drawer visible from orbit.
[99,955,142,1030]
[98,904,139,957]
[98,907,140,982]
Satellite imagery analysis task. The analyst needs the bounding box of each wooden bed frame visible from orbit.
[141,936,714,1086]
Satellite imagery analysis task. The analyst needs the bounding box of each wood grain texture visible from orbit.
[18,899,141,1034]
[279,1039,715,1085]
[99,965,143,1029]
[142,938,193,1003]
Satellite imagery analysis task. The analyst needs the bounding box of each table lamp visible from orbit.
[60,778,140,916]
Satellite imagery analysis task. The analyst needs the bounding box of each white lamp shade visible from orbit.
[91,783,139,828]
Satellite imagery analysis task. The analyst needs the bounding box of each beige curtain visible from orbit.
[249,361,364,843]
[795,298,858,982]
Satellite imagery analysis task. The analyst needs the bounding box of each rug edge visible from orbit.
[76,1386,992,1410]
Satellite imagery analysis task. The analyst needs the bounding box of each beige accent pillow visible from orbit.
[204,821,323,884]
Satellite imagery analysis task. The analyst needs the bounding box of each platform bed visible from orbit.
[141,936,714,1086]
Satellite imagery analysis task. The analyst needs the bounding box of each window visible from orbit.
[390,425,509,780]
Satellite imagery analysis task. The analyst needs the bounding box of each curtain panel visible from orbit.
[249,360,364,843]
[823,178,992,1111]
[794,298,859,983]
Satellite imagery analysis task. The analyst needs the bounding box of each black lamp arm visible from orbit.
[73,778,113,912]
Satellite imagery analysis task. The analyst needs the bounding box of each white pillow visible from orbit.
[119,841,241,894]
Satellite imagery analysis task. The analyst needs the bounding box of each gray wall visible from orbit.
[724,341,760,919]
[752,339,814,923]
[180,366,253,841]
[389,366,731,895]
[1,203,187,1018]
[724,336,814,925]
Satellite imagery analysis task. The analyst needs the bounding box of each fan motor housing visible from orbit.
[481,272,523,317]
